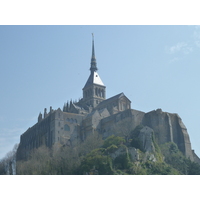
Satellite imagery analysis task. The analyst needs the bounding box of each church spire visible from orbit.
[90,33,98,72]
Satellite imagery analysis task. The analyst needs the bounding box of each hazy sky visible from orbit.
[1,25,200,159]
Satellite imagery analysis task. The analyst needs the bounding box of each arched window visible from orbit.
[101,89,103,98]
[95,88,98,96]
[64,124,70,131]
[102,90,105,98]
[98,88,101,97]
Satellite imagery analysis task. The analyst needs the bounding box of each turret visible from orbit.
[38,112,42,122]
[44,108,47,118]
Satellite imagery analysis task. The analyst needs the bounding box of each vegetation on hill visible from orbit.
[13,125,200,175]
[0,144,18,175]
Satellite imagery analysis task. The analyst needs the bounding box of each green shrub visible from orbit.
[107,144,118,153]
[103,135,125,148]
[78,148,113,175]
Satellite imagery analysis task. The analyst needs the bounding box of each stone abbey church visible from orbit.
[17,37,200,163]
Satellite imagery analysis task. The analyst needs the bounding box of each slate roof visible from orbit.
[83,71,105,89]
[96,92,131,109]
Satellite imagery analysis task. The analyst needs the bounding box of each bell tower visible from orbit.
[82,34,106,108]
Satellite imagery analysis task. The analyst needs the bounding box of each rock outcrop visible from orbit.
[142,109,194,161]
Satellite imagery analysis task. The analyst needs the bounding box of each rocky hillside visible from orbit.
[15,125,200,175]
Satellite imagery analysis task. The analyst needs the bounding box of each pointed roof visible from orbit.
[83,71,105,89]
[83,35,105,89]
[90,33,98,72]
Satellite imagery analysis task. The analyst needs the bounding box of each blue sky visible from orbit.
[1,25,200,159]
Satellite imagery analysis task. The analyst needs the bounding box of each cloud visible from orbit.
[168,42,193,54]
[193,26,200,47]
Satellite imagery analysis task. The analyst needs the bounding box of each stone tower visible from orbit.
[82,34,106,108]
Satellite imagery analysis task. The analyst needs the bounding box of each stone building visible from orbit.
[16,37,200,164]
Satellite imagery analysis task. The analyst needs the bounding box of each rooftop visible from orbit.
[83,71,105,89]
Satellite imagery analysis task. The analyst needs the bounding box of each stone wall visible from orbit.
[16,105,198,163]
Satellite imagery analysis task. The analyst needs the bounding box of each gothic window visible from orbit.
[120,101,126,111]
[96,100,98,104]
[123,103,126,110]
[98,88,101,97]
[64,124,69,131]
[95,88,98,96]
[101,89,104,98]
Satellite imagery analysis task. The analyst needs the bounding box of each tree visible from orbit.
[0,143,18,175]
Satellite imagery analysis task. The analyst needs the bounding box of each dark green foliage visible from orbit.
[0,160,6,175]
[106,144,118,153]
[114,154,130,169]
[143,161,180,175]
[103,135,125,148]
[160,142,200,175]
[169,142,179,154]
[187,160,200,175]
[160,142,187,174]
[78,148,113,175]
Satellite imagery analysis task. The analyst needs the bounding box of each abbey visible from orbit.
[16,37,200,164]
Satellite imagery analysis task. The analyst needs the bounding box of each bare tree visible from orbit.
[0,144,19,175]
